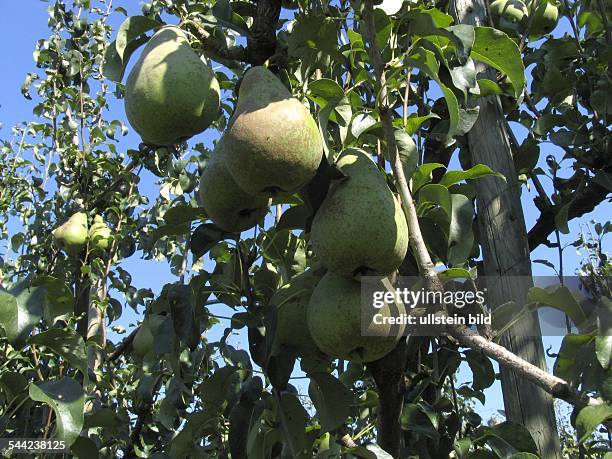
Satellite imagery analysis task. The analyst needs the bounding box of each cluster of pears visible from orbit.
[52,212,111,256]
[490,0,559,37]
[273,150,409,364]
[124,26,221,146]
[198,66,323,232]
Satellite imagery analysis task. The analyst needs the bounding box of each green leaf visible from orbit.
[447,194,474,266]
[84,407,120,429]
[411,163,446,191]
[350,112,378,139]
[0,372,28,401]
[491,301,534,337]
[471,27,525,98]
[464,350,495,390]
[485,421,538,456]
[29,378,84,446]
[308,78,352,125]
[576,403,612,443]
[201,366,238,411]
[288,15,339,59]
[190,223,228,260]
[456,385,485,404]
[448,59,477,101]
[404,113,440,135]
[477,79,505,96]
[70,436,99,459]
[0,279,44,346]
[31,276,73,324]
[554,199,573,234]
[418,184,452,219]
[116,15,161,60]
[596,336,612,370]
[279,393,308,454]
[308,372,353,433]
[527,285,588,330]
[440,84,460,140]
[164,204,206,225]
[276,205,311,231]
[29,328,87,375]
[170,410,219,458]
[553,334,593,384]
[439,164,504,187]
[101,36,148,83]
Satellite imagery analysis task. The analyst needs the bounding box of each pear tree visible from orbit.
[0,0,610,458]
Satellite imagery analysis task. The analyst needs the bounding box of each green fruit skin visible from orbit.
[271,270,324,358]
[89,215,111,252]
[310,149,409,277]
[198,138,270,232]
[528,0,559,37]
[133,322,154,357]
[490,0,528,34]
[490,0,528,22]
[307,272,405,363]
[52,212,88,256]
[224,66,323,196]
[133,315,165,357]
[125,26,220,146]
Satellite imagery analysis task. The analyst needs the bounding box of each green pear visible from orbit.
[198,138,270,232]
[223,66,323,196]
[89,215,111,252]
[528,0,559,37]
[132,314,166,357]
[125,26,220,146]
[490,0,528,34]
[271,270,325,358]
[310,149,409,277]
[132,322,153,357]
[52,212,88,256]
[307,272,405,363]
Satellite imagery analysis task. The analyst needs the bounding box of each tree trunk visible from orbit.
[449,1,561,456]
[87,279,106,374]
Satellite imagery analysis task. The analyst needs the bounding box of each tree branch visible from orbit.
[528,180,610,251]
[109,327,139,362]
[362,0,441,291]
[247,0,282,66]
[447,324,603,409]
[359,0,606,427]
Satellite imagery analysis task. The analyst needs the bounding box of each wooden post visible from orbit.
[449,0,561,456]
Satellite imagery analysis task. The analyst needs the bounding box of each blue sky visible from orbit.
[1,0,609,423]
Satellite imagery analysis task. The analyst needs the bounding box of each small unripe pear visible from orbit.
[307,272,405,363]
[490,0,528,34]
[89,215,111,252]
[132,323,153,357]
[528,0,559,37]
[132,315,165,358]
[52,212,88,256]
